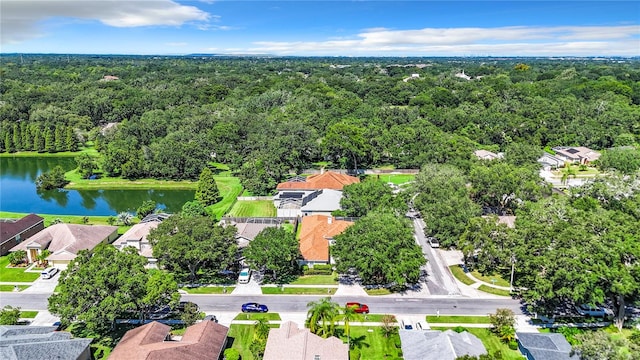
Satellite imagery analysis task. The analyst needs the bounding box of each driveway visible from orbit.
[21,272,59,294]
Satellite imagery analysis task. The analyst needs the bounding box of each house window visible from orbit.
[15,234,21,243]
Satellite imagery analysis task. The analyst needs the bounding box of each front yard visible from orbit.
[180,286,235,294]
[0,256,40,282]
[261,287,337,295]
[289,274,338,285]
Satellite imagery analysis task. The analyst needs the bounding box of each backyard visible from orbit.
[228,200,276,217]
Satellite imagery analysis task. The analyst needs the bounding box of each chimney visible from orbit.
[327,217,332,225]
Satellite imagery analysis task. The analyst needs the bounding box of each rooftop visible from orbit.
[298,215,353,262]
[0,214,44,243]
[0,325,92,360]
[277,171,359,191]
[263,321,348,360]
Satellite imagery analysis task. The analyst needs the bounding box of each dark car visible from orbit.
[241,302,269,313]
[148,305,172,320]
[176,301,199,312]
[346,302,370,314]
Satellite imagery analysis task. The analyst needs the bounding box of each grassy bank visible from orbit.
[471,270,510,287]
[207,176,244,219]
[65,169,198,190]
[233,313,281,321]
[478,284,512,297]
[0,211,133,233]
[262,287,337,295]
[0,146,98,158]
[449,265,476,285]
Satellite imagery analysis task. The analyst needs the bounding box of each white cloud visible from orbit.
[1,0,211,44]
[248,25,640,56]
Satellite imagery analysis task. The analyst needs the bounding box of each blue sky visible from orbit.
[2,1,639,56]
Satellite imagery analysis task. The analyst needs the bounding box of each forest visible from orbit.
[1,55,639,194]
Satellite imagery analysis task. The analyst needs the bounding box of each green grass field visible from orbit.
[289,274,338,285]
[0,285,30,292]
[206,176,244,219]
[228,200,276,217]
[364,288,392,296]
[227,324,280,360]
[426,315,492,324]
[0,211,132,233]
[429,327,522,359]
[180,286,235,294]
[0,146,98,158]
[20,311,38,318]
[471,270,510,287]
[65,169,198,190]
[261,287,337,295]
[339,326,403,360]
[478,284,512,297]
[0,256,41,282]
[233,313,281,321]
[449,265,476,285]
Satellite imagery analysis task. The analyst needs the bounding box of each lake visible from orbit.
[0,156,194,216]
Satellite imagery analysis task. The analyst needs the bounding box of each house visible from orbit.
[399,329,487,360]
[516,332,578,360]
[0,325,92,360]
[232,221,279,249]
[552,146,601,164]
[109,320,228,360]
[298,215,353,267]
[9,223,118,269]
[0,214,44,256]
[274,172,359,217]
[112,222,159,268]
[101,75,119,81]
[263,321,348,360]
[482,215,516,229]
[537,153,565,170]
[474,150,503,161]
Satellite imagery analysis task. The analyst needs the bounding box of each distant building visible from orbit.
[0,214,44,256]
[113,222,160,268]
[101,75,119,81]
[400,329,487,360]
[474,150,503,161]
[263,321,348,360]
[552,146,601,164]
[537,153,565,170]
[0,325,92,360]
[109,320,228,360]
[298,215,353,266]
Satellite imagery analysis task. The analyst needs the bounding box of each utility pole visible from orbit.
[510,255,516,290]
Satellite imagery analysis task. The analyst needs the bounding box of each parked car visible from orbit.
[148,305,172,320]
[346,302,370,314]
[575,304,614,318]
[400,319,414,330]
[40,267,58,279]
[427,237,440,248]
[203,315,218,323]
[52,321,62,331]
[241,302,268,313]
[238,268,251,284]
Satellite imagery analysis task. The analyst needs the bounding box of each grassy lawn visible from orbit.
[352,314,393,323]
[262,287,336,295]
[282,223,294,233]
[449,265,476,286]
[227,324,280,360]
[376,174,416,185]
[471,270,510,287]
[0,211,132,232]
[206,176,244,219]
[0,256,40,282]
[289,274,338,285]
[338,326,403,360]
[552,164,601,177]
[426,315,492,324]
[478,285,512,297]
[0,285,30,292]
[180,286,235,294]
[228,200,276,217]
[430,327,522,360]
[20,311,38,318]
[233,313,281,321]
[65,169,198,190]
[364,288,393,296]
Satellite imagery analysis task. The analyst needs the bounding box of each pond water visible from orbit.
[0,157,194,216]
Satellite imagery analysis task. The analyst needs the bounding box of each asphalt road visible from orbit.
[1,293,524,315]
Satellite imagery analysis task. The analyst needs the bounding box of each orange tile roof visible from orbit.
[277,171,360,190]
[298,215,353,262]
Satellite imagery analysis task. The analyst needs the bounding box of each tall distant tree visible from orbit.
[44,128,55,153]
[49,244,179,336]
[597,148,640,175]
[148,215,237,283]
[54,124,65,152]
[323,119,370,172]
[75,153,97,179]
[195,167,219,206]
[12,123,21,151]
[4,131,13,153]
[243,227,300,283]
[21,122,32,151]
[33,127,45,153]
[65,126,78,151]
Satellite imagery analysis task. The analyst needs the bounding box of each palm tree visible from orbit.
[341,305,358,348]
[560,163,577,186]
[254,317,270,342]
[117,212,133,226]
[305,297,340,338]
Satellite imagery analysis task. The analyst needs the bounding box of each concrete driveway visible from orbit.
[21,272,59,294]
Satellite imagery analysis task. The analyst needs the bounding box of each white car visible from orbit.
[238,268,251,284]
[427,237,440,248]
[40,267,58,279]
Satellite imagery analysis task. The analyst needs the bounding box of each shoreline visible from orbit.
[0,211,133,233]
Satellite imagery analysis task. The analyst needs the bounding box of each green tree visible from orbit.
[459,216,514,274]
[333,210,426,287]
[323,119,370,172]
[7,250,26,266]
[12,123,21,151]
[0,306,21,325]
[75,153,97,179]
[33,127,45,152]
[148,215,238,283]
[181,200,207,218]
[136,200,157,220]
[4,131,13,153]
[195,167,219,206]
[489,308,516,343]
[571,331,629,360]
[65,126,78,151]
[339,180,399,217]
[342,305,357,348]
[223,348,240,360]
[44,128,55,153]
[379,314,398,338]
[48,244,179,336]
[254,317,271,342]
[180,302,204,326]
[597,147,640,175]
[243,227,300,283]
[54,124,65,152]
[305,297,340,338]
[413,164,481,247]
[117,212,133,226]
[35,165,68,190]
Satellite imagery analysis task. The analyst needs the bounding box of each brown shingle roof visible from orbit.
[9,224,118,254]
[109,321,229,360]
[298,215,353,262]
[0,214,44,244]
[277,171,360,191]
[263,321,348,360]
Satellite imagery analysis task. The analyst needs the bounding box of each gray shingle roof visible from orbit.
[516,332,578,360]
[0,326,92,360]
[400,330,487,360]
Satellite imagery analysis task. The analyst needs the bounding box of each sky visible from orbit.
[1,1,639,56]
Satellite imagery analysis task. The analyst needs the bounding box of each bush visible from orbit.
[453,326,468,333]
[224,348,240,360]
[349,348,361,360]
[303,264,333,275]
[508,340,518,350]
[7,250,27,266]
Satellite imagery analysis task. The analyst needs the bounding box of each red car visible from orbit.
[346,302,369,314]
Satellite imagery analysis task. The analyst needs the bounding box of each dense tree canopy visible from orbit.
[338,180,400,217]
[243,227,300,283]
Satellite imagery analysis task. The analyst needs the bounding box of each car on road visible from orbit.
[427,237,440,248]
[575,304,614,318]
[241,302,268,313]
[41,267,58,279]
[238,268,251,284]
[346,302,370,314]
